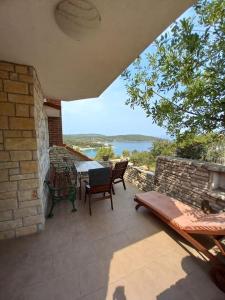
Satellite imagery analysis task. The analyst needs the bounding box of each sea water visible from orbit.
[81,141,152,158]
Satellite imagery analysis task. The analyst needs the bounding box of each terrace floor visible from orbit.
[0,182,224,300]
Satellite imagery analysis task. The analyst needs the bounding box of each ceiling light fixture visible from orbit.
[55,0,101,41]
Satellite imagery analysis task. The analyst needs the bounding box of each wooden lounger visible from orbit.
[134,191,225,292]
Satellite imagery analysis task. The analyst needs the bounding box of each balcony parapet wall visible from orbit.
[125,156,225,212]
[124,165,155,192]
[155,156,225,212]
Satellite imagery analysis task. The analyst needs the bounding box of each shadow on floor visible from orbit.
[156,256,225,300]
[0,183,224,300]
[113,286,127,300]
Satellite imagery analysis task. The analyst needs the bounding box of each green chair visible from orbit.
[45,163,77,218]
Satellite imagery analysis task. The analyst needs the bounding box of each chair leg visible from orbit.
[69,188,77,212]
[135,203,142,210]
[122,178,126,190]
[112,184,115,195]
[110,194,114,210]
[88,194,92,216]
[71,200,77,212]
[48,198,55,218]
[79,175,82,200]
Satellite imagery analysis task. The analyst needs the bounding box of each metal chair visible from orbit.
[45,163,77,217]
[63,156,78,187]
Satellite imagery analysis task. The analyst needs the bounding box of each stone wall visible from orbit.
[155,156,225,212]
[49,145,92,172]
[124,157,225,212]
[124,165,155,192]
[0,61,48,239]
[33,70,49,218]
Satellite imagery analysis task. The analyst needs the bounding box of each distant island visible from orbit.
[63,134,165,149]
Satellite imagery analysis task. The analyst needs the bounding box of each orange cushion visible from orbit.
[135,191,225,235]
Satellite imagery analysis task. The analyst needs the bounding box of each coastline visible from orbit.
[80,140,153,158]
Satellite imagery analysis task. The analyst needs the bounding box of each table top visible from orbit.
[74,160,103,173]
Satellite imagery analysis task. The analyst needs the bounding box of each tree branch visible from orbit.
[151,89,200,117]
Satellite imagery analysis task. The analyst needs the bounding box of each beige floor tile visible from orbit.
[79,260,110,297]
[106,267,193,300]
[0,182,224,300]
[22,269,81,300]
[92,231,130,260]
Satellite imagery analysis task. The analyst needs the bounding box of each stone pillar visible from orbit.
[47,99,63,146]
[0,61,49,239]
[48,115,63,146]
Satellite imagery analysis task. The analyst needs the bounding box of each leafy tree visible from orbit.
[122,149,130,157]
[130,151,155,170]
[122,0,225,138]
[206,134,225,162]
[151,140,176,158]
[95,146,115,160]
[176,132,224,160]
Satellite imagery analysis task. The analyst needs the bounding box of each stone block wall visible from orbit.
[0,61,49,239]
[49,145,92,173]
[155,156,225,212]
[33,70,49,218]
[124,165,155,192]
[124,157,225,212]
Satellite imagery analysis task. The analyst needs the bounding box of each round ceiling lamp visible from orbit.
[55,0,101,41]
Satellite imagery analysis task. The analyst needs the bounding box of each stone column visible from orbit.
[47,99,63,146]
[0,61,49,239]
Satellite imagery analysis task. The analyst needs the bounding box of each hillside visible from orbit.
[64,134,163,142]
[63,134,165,148]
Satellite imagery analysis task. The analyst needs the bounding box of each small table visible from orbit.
[74,161,104,200]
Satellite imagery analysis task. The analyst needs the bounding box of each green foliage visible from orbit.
[122,149,130,157]
[176,133,224,160]
[128,140,175,171]
[130,151,155,170]
[128,134,225,168]
[151,140,176,158]
[176,143,208,160]
[122,0,225,137]
[95,147,115,160]
[206,135,225,162]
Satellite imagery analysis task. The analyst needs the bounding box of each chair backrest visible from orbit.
[63,156,77,185]
[112,160,128,179]
[88,167,111,187]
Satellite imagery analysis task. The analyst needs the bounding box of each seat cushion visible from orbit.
[135,191,225,235]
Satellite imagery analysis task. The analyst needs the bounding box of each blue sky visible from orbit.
[62,5,194,139]
[62,76,169,138]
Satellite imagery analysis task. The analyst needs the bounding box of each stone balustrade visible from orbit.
[124,165,155,192]
[155,156,225,212]
[125,156,225,212]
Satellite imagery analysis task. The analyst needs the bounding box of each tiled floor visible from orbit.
[0,183,224,300]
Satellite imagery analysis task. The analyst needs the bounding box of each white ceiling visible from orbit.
[0,0,194,100]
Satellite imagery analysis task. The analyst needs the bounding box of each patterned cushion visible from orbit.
[135,191,225,235]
